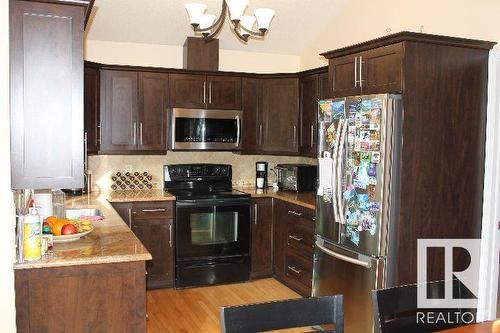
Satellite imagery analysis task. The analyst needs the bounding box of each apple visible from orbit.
[61,224,78,235]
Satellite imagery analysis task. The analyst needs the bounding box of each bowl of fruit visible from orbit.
[45,216,94,243]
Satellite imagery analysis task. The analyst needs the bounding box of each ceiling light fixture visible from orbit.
[185,1,275,42]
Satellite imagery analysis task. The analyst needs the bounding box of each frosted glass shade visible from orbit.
[240,15,256,36]
[185,3,207,26]
[199,14,216,34]
[226,0,248,22]
[254,8,275,31]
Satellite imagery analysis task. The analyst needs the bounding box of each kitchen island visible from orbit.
[13,191,173,333]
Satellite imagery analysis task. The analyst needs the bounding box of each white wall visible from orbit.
[85,40,301,73]
[0,0,17,331]
[300,0,500,69]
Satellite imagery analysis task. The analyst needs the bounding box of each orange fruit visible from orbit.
[51,219,69,236]
[45,216,58,227]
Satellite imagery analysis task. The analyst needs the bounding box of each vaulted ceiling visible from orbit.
[86,0,346,55]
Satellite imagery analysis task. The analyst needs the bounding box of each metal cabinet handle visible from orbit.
[310,124,314,148]
[133,122,137,145]
[293,126,297,147]
[359,56,365,88]
[128,208,132,228]
[139,122,143,145]
[169,224,172,248]
[84,132,88,171]
[97,124,102,145]
[287,266,302,274]
[354,56,358,87]
[254,204,258,225]
[288,210,303,217]
[141,208,166,212]
[259,124,263,145]
[203,81,206,104]
[209,82,212,104]
[288,235,303,242]
[235,115,241,147]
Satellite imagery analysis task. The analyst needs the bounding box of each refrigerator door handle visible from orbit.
[331,119,343,223]
[336,118,348,225]
[315,240,372,268]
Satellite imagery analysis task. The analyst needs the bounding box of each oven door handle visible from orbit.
[176,198,250,207]
[235,115,241,147]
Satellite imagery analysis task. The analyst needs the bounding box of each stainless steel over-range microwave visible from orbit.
[169,108,242,151]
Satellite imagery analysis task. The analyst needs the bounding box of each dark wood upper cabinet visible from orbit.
[361,43,403,94]
[241,77,261,153]
[138,72,169,151]
[251,198,273,279]
[318,71,331,99]
[169,73,206,109]
[207,75,242,110]
[100,70,138,153]
[261,78,300,154]
[300,74,319,157]
[10,0,85,189]
[329,55,360,98]
[84,67,100,155]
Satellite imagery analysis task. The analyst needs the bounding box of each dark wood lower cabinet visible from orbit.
[250,198,273,279]
[111,201,175,289]
[15,261,147,333]
[273,199,314,297]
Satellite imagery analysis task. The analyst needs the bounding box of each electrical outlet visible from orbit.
[125,165,133,173]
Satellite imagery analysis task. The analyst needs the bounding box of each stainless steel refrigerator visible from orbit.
[313,94,403,333]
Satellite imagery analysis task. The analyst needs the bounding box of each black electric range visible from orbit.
[164,164,251,288]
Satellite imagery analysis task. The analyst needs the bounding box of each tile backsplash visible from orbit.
[88,152,317,192]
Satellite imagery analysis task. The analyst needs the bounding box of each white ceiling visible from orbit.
[86,0,346,55]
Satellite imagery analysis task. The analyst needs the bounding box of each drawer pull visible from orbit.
[141,208,166,213]
[288,235,303,242]
[288,210,303,217]
[287,266,302,274]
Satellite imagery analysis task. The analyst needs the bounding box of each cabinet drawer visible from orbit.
[285,248,312,296]
[131,201,174,219]
[284,205,314,230]
[286,222,314,257]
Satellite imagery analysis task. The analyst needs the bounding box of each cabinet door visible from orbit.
[318,71,331,100]
[84,66,100,155]
[251,198,273,279]
[207,75,242,110]
[138,72,169,152]
[360,43,403,94]
[169,73,206,108]
[273,200,288,279]
[329,55,361,98]
[300,74,319,157]
[100,70,138,153]
[241,78,261,154]
[131,204,174,289]
[10,1,85,189]
[261,78,300,154]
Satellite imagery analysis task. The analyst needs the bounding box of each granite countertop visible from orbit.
[234,187,316,210]
[14,192,153,270]
[107,189,176,203]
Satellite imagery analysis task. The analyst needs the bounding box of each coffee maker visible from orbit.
[255,162,268,189]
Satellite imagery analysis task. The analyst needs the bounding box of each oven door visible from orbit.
[170,108,242,150]
[176,198,250,260]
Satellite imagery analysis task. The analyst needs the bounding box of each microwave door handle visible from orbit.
[337,118,348,225]
[315,239,371,268]
[235,115,241,147]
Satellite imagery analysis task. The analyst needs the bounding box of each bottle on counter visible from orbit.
[21,208,42,261]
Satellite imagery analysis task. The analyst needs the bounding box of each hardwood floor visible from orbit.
[146,278,302,333]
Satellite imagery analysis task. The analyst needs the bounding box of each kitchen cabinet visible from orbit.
[241,77,261,153]
[250,198,273,279]
[84,66,100,155]
[10,0,85,189]
[111,201,175,289]
[318,71,331,99]
[15,261,147,333]
[327,43,403,97]
[100,70,168,154]
[300,74,319,157]
[273,199,314,297]
[170,73,242,110]
[261,78,300,154]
